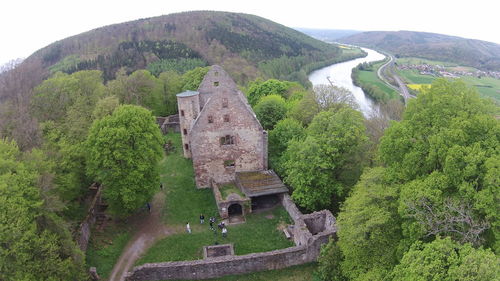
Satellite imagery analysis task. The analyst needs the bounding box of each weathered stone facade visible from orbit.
[177,66,267,188]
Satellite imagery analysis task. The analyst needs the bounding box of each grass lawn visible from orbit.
[138,133,295,265]
[86,221,133,279]
[396,69,436,84]
[219,183,245,199]
[160,133,218,225]
[136,206,294,265]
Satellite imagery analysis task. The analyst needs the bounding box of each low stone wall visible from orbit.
[76,184,102,252]
[125,243,320,281]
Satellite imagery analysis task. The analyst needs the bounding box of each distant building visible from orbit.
[177,65,268,188]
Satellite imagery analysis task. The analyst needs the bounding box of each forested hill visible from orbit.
[338,30,500,71]
[19,11,358,86]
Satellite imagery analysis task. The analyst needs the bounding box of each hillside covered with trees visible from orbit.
[338,30,500,71]
[16,11,362,86]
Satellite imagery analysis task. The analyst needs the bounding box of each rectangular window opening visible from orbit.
[208,116,214,123]
[220,135,235,145]
[184,143,189,150]
[180,110,185,117]
[223,114,230,122]
[214,81,219,87]
[183,129,188,135]
[224,160,235,168]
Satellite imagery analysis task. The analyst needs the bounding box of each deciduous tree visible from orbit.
[0,139,85,280]
[254,94,287,130]
[86,105,164,215]
[284,107,368,211]
[390,237,499,281]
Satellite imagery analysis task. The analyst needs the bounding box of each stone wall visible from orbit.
[177,91,200,158]
[160,114,180,134]
[212,182,251,219]
[190,84,266,188]
[76,184,102,252]
[125,194,337,281]
[125,243,318,281]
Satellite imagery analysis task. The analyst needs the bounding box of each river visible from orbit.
[308,47,386,116]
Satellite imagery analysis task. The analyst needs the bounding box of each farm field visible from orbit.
[396,69,500,101]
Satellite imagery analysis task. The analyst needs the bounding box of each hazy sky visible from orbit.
[1,0,498,65]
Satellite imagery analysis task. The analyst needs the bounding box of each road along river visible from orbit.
[308,47,386,116]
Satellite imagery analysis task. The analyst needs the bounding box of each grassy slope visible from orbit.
[138,133,294,264]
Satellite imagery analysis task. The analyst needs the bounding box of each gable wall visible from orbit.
[190,86,266,188]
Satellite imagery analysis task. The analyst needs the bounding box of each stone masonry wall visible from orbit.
[125,234,332,281]
[126,244,311,281]
[190,84,265,188]
[178,93,200,158]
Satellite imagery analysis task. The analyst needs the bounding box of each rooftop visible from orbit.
[176,90,199,97]
[235,170,288,197]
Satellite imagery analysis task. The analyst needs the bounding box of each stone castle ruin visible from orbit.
[177,65,268,187]
[177,65,288,219]
[125,66,337,280]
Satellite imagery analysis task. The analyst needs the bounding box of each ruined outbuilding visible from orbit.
[177,65,268,188]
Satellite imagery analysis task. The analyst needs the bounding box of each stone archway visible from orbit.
[228,203,242,216]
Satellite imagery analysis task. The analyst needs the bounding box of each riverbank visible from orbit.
[308,47,386,116]
[351,59,400,102]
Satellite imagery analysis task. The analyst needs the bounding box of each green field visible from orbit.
[358,62,399,99]
[396,69,500,101]
[395,57,500,101]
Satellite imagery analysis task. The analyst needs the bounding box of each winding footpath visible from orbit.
[108,191,175,281]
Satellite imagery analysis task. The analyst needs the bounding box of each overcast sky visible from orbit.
[1,0,498,65]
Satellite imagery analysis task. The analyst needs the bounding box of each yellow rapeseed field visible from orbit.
[407,84,431,91]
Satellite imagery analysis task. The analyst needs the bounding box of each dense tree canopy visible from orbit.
[86,105,164,215]
[246,79,290,106]
[254,94,287,130]
[380,79,499,251]
[390,237,499,281]
[336,167,402,281]
[317,79,499,281]
[0,139,85,280]
[283,107,368,211]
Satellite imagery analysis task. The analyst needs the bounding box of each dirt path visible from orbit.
[108,191,174,281]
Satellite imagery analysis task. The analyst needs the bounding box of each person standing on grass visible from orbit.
[200,214,205,224]
[222,227,227,238]
[146,202,151,213]
[209,219,214,230]
[186,222,191,234]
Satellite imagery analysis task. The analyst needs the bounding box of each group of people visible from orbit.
[185,214,228,238]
